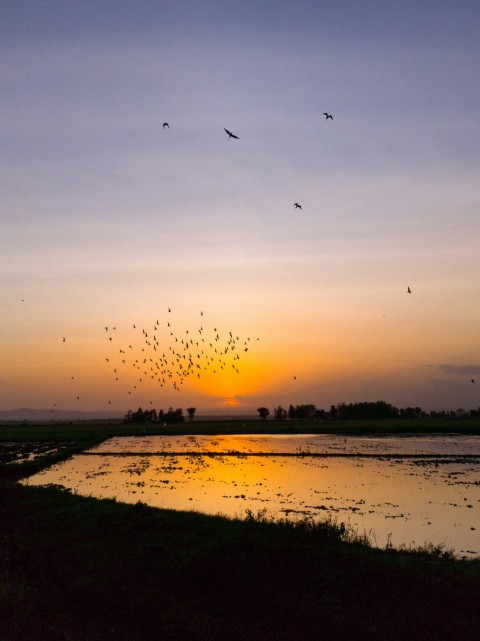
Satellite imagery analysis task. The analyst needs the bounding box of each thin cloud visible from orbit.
[438,364,480,376]
[206,395,246,407]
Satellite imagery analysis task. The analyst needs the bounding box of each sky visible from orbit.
[1,0,480,415]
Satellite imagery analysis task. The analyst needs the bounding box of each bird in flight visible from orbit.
[407,286,412,293]
[224,128,239,140]
[323,112,333,120]
[471,379,475,384]
[293,203,302,209]
[163,122,169,129]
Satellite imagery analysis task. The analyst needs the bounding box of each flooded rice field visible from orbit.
[21,434,480,557]
[1,441,72,465]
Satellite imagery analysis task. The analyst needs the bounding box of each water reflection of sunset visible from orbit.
[22,435,480,558]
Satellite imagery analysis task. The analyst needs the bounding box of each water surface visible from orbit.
[21,434,480,557]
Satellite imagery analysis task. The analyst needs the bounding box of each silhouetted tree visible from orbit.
[336,401,399,420]
[288,404,317,420]
[273,405,287,420]
[187,407,196,422]
[124,407,156,424]
[257,407,270,420]
[145,408,157,423]
[164,407,184,423]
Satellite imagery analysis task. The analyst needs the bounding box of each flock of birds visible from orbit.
[54,281,474,407]
[56,309,261,406]
[101,309,260,399]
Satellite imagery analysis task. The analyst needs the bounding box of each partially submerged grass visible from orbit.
[1,422,480,640]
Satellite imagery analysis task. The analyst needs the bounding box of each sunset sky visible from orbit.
[1,0,480,415]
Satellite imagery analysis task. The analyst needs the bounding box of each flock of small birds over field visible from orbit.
[102,308,260,397]
[52,308,261,407]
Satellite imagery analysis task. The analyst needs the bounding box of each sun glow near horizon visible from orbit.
[1,2,480,414]
[1,302,478,413]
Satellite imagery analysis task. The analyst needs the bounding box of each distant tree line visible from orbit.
[124,407,196,424]
[124,402,480,424]
[259,401,480,421]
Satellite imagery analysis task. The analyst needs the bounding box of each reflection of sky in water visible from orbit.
[21,435,480,558]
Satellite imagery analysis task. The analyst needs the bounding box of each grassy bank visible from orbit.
[3,416,480,441]
[2,421,480,640]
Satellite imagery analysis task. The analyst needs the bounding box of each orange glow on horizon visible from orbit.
[3,300,480,412]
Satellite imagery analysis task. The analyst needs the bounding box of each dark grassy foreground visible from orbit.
[2,421,480,641]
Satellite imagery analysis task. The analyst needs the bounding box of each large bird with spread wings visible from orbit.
[224,128,239,140]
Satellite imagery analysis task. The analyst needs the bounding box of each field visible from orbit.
[2,420,480,640]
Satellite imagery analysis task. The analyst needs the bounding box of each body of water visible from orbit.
[21,434,480,557]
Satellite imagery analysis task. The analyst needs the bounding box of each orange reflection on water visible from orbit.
[22,434,480,558]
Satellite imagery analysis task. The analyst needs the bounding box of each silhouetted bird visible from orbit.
[163,122,169,129]
[224,128,239,140]
[293,203,302,209]
[407,286,412,293]
[471,379,475,384]
[323,113,333,120]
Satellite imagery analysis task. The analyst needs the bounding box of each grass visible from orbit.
[3,416,480,441]
[1,420,480,640]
